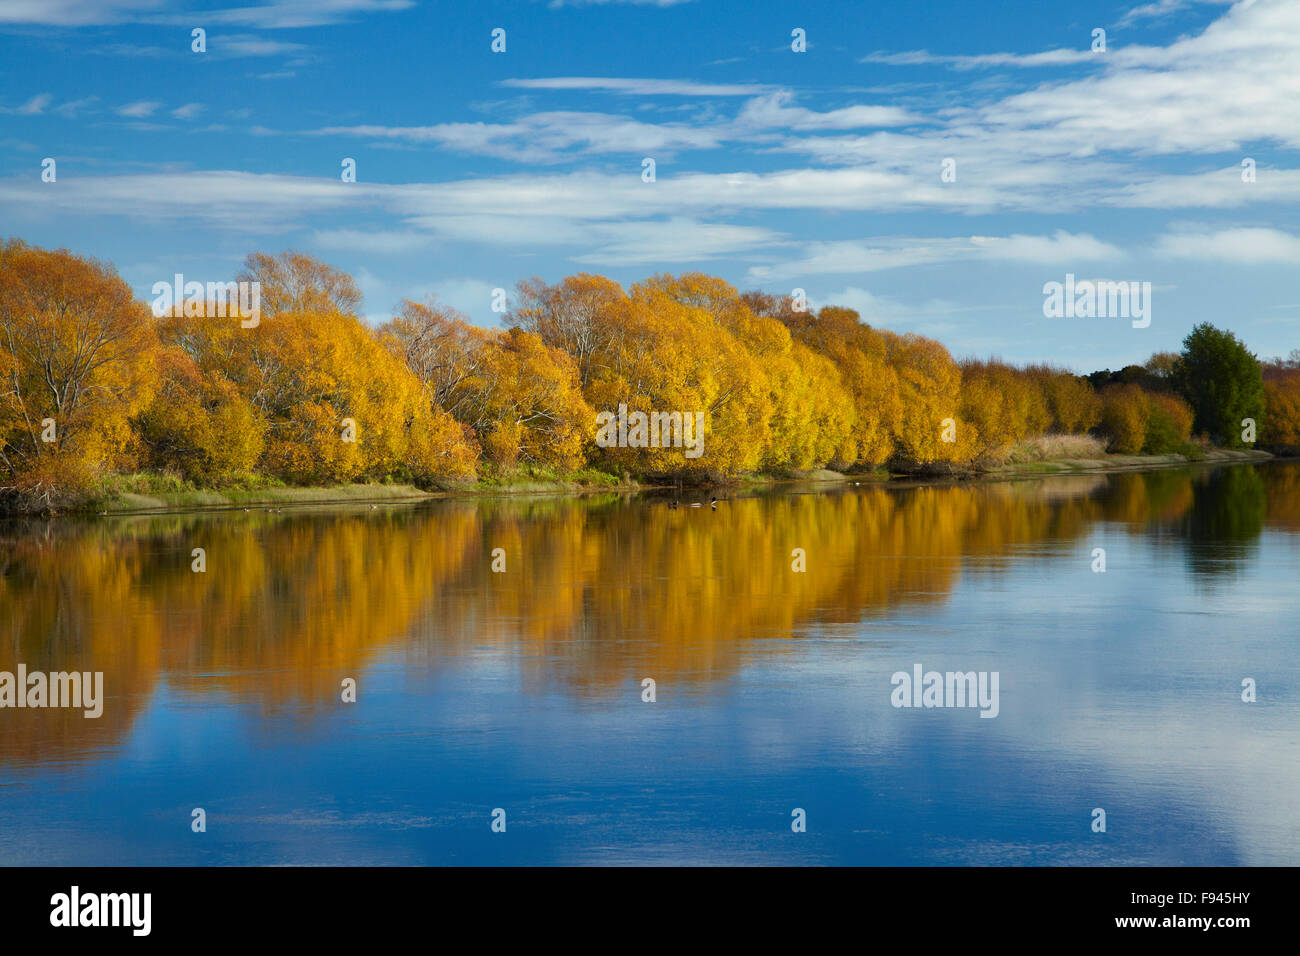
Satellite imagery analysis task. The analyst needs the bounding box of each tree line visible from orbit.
[1,238,1296,511]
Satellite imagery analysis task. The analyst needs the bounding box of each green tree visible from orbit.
[1173,323,1264,447]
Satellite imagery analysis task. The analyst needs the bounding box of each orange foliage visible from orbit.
[3,240,1264,506]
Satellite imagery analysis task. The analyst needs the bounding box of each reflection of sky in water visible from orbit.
[0,463,1297,865]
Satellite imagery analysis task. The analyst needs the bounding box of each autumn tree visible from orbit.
[159,305,476,486]
[237,250,363,319]
[1028,365,1102,434]
[781,306,900,467]
[509,273,627,387]
[1261,366,1300,447]
[379,298,491,422]
[452,328,593,470]
[1142,392,1194,454]
[0,240,158,509]
[135,343,265,483]
[1099,384,1150,454]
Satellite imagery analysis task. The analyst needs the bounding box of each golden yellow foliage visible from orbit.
[1099,384,1150,454]
[0,240,158,509]
[1262,375,1300,446]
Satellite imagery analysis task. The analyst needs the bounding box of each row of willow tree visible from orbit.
[2,239,1297,510]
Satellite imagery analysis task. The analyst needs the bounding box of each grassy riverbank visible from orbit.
[56,446,1280,516]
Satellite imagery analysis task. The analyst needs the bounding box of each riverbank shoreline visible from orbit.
[17,447,1279,518]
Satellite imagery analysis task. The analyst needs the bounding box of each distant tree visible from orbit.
[237,250,362,319]
[1172,323,1264,447]
[1144,351,1180,384]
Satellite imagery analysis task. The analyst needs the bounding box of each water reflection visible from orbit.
[1,462,1298,866]
[0,461,1291,769]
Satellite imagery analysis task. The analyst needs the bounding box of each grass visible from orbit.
[50,441,1277,516]
[474,463,625,491]
[88,475,437,513]
[1004,434,1110,464]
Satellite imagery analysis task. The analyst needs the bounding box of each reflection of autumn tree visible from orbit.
[1262,462,1300,531]
[1,464,1289,767]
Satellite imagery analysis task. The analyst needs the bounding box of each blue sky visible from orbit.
[2,0,1297,372]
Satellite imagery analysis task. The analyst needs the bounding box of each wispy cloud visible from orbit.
[0,0,162,27]
[0,0,414,29]
[1154,226,1300,262]
[8,93,53,115]
[117,100,161,118]
[862,48,1099,69]
[735,91,921,130]
[1118,0,1234,28]
[500,76,769,96]
[747,231,1123,281]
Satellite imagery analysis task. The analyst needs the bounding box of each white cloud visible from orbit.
[735,91,921,130]
[747,231,1122,281]
[0,170,374,230]
[1154,226,1300,262]
[500,76,766,97]
[53,96,99,117]
[171,103,205,120]
[312,228,434,255]
[0,0,411,28]
[1118,0,1234,27]
[218,35,311,57]
[117,100,161,118]
[315,112,726,162]
[968,231,1123,263]
[573,218,783,265]
[862,49,1098,69]
[4,93,53,115]
[0,0,161,26]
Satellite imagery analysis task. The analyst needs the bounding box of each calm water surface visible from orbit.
[2,461,1298,865]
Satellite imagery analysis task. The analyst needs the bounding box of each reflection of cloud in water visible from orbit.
[0,460,1295,863]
